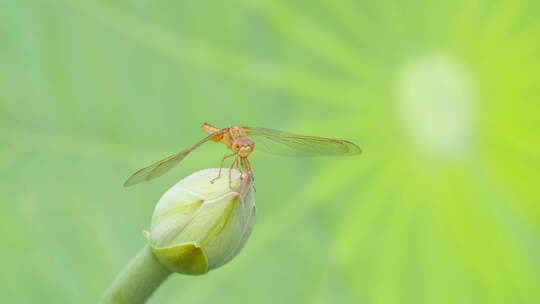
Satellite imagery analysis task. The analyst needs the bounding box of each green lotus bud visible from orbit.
[147,168,255,275]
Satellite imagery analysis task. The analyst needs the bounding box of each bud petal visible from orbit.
[148,169,255,275]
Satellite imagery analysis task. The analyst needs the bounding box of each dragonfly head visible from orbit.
[232,137,255,157]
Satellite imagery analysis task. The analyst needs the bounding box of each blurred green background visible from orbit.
[1,0,539,303]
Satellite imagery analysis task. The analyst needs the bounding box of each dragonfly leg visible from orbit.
[236,157,243,172]
[228,156,238,189]
[211,153,236,184]
[241,157,254,182]
[243,157,252,172]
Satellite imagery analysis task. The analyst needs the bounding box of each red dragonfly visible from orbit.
[123,123,362,187]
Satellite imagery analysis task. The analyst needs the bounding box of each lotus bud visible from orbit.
[147,168,255,275]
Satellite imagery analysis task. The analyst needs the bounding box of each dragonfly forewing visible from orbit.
[244,127,362,156]
[123,130,226,187]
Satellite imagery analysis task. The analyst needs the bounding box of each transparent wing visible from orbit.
[244,127,362,157]
[123,130,225,187]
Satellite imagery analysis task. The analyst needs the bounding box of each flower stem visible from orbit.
[100,245,172,304]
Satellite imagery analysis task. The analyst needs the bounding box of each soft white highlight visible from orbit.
[396,53,476,158]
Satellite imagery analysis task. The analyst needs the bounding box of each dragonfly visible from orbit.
[123,123,362,187]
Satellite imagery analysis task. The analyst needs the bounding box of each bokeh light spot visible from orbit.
[396,53,476,159]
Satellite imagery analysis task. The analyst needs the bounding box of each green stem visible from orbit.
[100,245,172,304]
